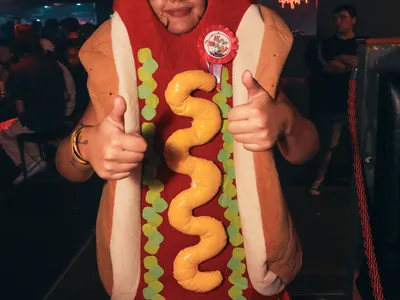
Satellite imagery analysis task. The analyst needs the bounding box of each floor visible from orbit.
[0,163,358,300]
[0,171,103,300]
[286,186,357,299]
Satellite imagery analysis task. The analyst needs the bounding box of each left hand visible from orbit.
[227,70,295,152]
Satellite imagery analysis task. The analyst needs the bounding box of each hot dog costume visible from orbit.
[79,0,301,299]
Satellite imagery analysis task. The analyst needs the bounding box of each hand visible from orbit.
[83,96,147,180]
[227,70,295,152]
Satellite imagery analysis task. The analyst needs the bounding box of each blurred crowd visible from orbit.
[0,17,96,187]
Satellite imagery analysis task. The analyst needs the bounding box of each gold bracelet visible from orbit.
[70,126,90,165]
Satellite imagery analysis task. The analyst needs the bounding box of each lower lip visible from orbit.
[166,8,191,18]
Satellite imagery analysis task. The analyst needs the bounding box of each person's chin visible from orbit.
[168,21,197,35]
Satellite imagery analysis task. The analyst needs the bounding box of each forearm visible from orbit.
[55,131,94,182]
[278,114,319,164]
[335,55,357,68]
[323,60,351,74]
[56,103,98,182]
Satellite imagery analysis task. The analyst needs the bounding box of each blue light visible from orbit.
[44,5,50,8]
[76,3,82,5]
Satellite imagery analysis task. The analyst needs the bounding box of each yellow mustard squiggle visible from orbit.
[164,70,227,292]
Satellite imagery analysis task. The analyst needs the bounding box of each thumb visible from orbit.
[107,96,126,130]
[242,69,265,100]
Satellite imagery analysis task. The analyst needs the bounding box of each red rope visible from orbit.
[347,79,385,300]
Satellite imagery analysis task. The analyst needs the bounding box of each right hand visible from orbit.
[83,96,147,180]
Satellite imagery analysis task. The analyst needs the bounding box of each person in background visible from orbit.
[31,20,42,37]
[60,17,80,41]
[0,25,66,184]
[65,38,82,67]
[0,38,17,121]
[41,38,76,118]
[309,4,358,196]
[0,38,15,83]
[42,19,63,59]
[79,23,97,42]
[64,38,89,118]
[42,19,60,42]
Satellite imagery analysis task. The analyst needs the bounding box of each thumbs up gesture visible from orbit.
[227,70,295,152]
[84,96,147,180]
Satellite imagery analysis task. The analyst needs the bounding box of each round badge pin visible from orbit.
[198,25,238,65]
[198,25,238,90]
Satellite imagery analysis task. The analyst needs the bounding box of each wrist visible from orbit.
[70,125,94,167]
[76,125,93,163]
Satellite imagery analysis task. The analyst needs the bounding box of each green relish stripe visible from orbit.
[214,67,248,300]
[137,48,167,300]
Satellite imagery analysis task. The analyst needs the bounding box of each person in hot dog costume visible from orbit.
[56,0,319,299]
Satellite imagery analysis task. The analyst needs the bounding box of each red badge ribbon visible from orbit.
[198,25,238,91]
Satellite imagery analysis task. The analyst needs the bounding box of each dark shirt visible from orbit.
[7,54,66,131]
[319,35,358,113]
